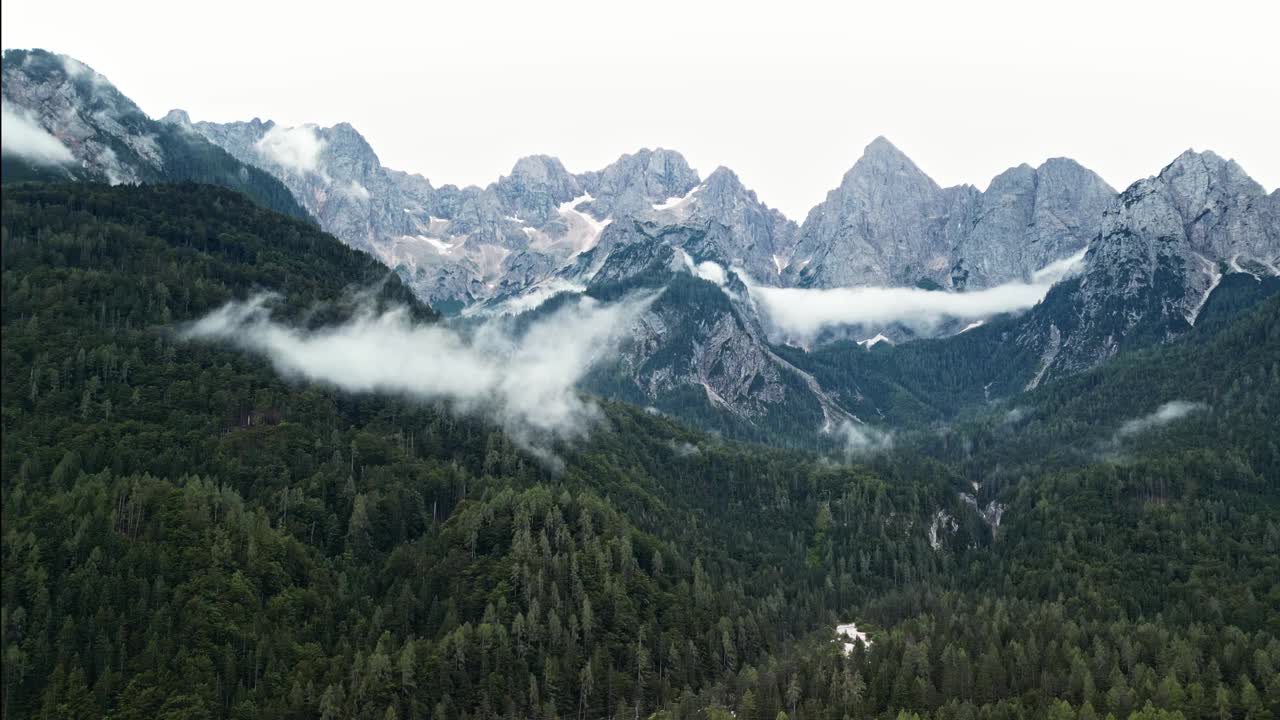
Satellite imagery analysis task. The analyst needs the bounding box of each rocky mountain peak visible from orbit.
[674,166,798,279]
[1157,149,1265,214]
[495,155,582,225]
[3,49,167,183]
[1035,157,1113,206]
[161,108,192,127]
[790,140,1118,291]
[863,134,906,158]
[321,123,382,167]
[578,147,701,217]
[948,157,1113,289]
[700,166,746,195]
[831,136,942,213]
[507,154,567,180]
[1017,148,1278,386]
[848,136,931,182]
[984,163,1037,193]
[2,50,309,219]
[1038,156,1098,177]
[788,138,950,288]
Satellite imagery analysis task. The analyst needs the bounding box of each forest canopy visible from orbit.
[2,183,1277,720]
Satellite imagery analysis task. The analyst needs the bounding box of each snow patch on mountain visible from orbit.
[414,235,456,255]
[652,184,701,211]
[558,193,612,255]
[1188,254,1223,325]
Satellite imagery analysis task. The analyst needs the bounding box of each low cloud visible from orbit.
[472,279,588,317]
[255,124,326,175]
[1116,400,1207,439]
[60,56,93,79]
[829,419,893,455]
[1,101,75,166]
[749,248,1086,341]
[342,180,371,201]
[667,440,701,457]
[1002,407,1028,425]
[181,291,656,466]
[678,250,727,286]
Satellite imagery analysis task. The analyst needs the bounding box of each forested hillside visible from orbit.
[2,184,1277,720]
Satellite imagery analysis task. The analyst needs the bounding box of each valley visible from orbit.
[1,44,1278,720]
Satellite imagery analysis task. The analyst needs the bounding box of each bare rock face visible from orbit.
[787,137,1116,291]
[1016,150,1280,385]
[1,50,308,219]
[181,114,731,309]
[2,50,159,185]
[577,148,700,218]
[494,155,582,226]
[176,114,1119,331]
[677,166,799,282]
[788,136,955,289]
[951,158,1115,289]
[557,222,852,432]
[179,117,434,251]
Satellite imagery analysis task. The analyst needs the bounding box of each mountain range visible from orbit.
[3,48,1278,440]
[3,46,1280,720]
[0,49,309,220]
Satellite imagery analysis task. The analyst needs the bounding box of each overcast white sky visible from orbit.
[3,0,1277,219]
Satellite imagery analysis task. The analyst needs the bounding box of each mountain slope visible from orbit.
[503,220,850,444]
[1015,149,1280,385]
[183,114,721,309]
[0,182,971,720]
[786,137,1115,290]
[4,182,1278,720]
[0,49,310,221]
[8,50,1276,446]
[648,165,800,282]
[954,291,1280,479]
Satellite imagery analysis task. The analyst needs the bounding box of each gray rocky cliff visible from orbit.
[951,158,1114,288]
[2,50,307,219]
[1016,149,1279,385]
[3,49,172,184]
[787,137,1116,291]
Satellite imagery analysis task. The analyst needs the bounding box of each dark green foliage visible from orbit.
[0,184,970,719]
[918,291,1280,487]
[3,183,1278,720]
[782,272,1280,435]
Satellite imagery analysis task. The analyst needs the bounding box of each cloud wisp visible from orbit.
[0,101,75,166]
[748,248,1087,341]
[1115,400,1208,439]
[181,291,656,465]
[829,419,894,456]
[255,124,326,175]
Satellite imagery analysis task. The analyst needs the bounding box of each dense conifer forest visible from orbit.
[1,183,1277,719]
